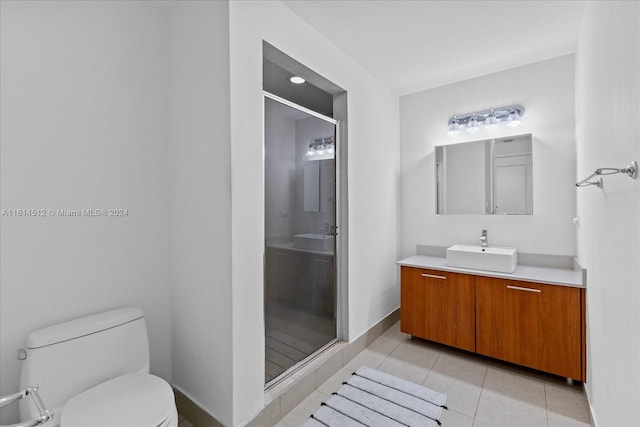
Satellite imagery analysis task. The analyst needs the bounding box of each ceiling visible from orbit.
[282,0,587,95]
[264,58,334,116]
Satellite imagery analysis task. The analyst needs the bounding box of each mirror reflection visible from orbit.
[435,134,532,215]
[304,159,334,213]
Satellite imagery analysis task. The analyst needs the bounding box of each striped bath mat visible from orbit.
[304,365,448,426]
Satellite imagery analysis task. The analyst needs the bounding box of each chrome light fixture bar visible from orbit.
[448,105,524,136]
[306,136,335,159]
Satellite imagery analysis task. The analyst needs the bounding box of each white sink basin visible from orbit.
[292,233,334,252]
[446,244,517,273]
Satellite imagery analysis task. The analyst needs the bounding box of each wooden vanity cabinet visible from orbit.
[400,266,586,381]
[475,276,583,380]
[400,267,475,352]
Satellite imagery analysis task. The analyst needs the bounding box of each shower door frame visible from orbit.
[263,91,343,388]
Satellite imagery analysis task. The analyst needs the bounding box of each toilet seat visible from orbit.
[61,373,177,427]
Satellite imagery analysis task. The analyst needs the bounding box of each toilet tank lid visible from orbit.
[26,307,144,349]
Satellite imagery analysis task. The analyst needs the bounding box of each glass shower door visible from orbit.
[264,94,337,385]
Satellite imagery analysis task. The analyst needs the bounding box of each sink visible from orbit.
[292,233,334,252]
[446,244,517,273]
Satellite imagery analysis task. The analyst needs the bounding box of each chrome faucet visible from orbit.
[321,222,330,235]
[480,229,488,247]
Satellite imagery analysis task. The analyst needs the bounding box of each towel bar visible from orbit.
[576,160,637,188]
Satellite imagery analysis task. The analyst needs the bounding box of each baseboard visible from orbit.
[172,385,224,427]
[584,384,598,427]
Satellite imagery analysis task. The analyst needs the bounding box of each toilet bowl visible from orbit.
[18,307,178,427]
[61,373,177,427]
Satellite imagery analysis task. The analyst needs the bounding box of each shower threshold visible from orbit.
[264,338,341,392]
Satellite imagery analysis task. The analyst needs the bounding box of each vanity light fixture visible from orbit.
[447,105,524,136]
[290,76,305,84]
[306,136,335,158]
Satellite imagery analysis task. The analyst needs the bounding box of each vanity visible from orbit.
[400,132,586,381]
[398,251,586,382]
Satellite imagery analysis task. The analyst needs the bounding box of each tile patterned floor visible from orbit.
[177,412,195,427]
[177,320,593,426]
[276,321,593,427]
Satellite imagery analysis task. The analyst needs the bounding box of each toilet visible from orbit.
[18,307,178,427]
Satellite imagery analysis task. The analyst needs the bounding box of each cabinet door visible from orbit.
[476,277,582,380]
[400,267,475,352]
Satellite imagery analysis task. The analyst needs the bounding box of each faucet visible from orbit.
[321,222,330,235]
[480,229,488,247]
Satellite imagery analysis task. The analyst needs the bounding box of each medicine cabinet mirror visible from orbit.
[304,159,335,213]
[435,134,532,215]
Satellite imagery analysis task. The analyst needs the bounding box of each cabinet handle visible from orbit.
[507,285,541,293]
[421,273,447,280]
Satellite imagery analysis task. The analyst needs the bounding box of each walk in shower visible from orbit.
[264,93,337,385]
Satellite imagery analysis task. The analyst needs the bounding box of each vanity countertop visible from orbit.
[398,255,585,288]
[266,241,334,256]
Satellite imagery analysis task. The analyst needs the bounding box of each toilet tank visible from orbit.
[19,307,150,423]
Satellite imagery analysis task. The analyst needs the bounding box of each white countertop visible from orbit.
[398,255,585,288]
[266,241,334,256]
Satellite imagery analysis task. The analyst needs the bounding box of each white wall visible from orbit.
[265,101,296,239]
[168,1,233,426]
[229,1,400,423]
[0,1,172,423]
[575,2,640,425]
[400,55,576,257]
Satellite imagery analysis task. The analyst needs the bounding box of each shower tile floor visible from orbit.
[265,301,336,383]
[276,321,594,427]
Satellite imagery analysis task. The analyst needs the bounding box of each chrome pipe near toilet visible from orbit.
[0,385,53,427]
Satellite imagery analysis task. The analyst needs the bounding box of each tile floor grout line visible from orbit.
[544,382,550,427]
[472,361,489,423]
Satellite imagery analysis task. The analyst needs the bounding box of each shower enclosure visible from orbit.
[264,93,337,385]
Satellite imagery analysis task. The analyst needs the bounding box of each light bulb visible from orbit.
[289,76,305,84]
[448,118,461,137]
[485,110,498,131]
[507,111,521,128]
[467,115,479,134]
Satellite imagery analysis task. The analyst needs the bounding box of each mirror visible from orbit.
[304,159,335,213]
[435,134,532,215]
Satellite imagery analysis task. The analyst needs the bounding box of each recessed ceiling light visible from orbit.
[290,76,305,84]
